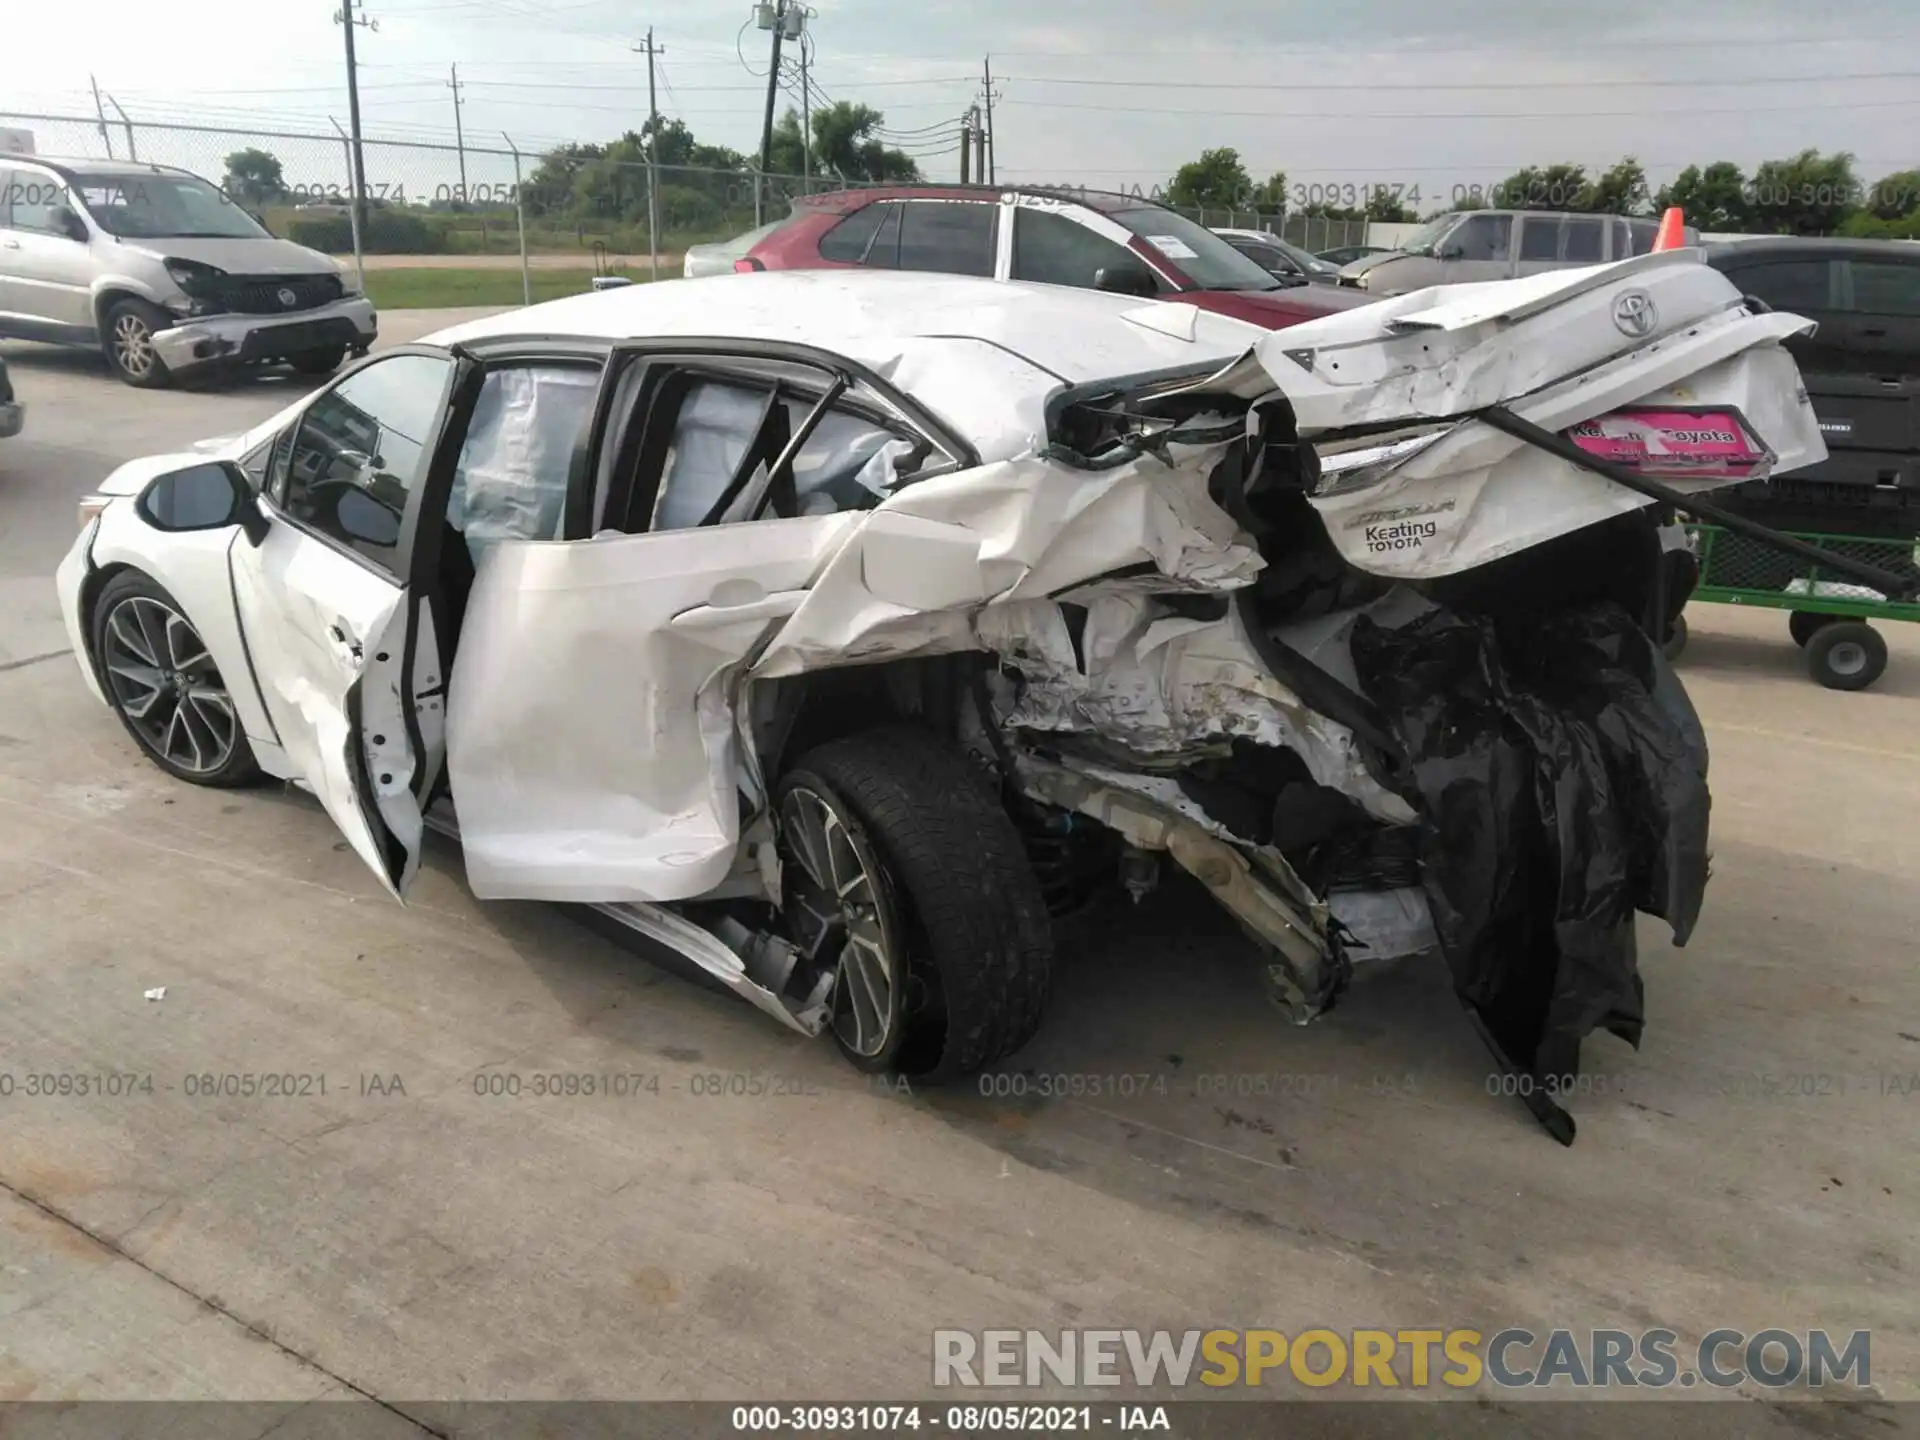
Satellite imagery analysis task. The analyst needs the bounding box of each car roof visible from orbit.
[789,184,1167,216]
[10,155,201,180]
[425,270,1267,458]
[1706,236,1920,260]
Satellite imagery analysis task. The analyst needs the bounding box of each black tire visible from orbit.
[102,298,175,389]
[1805,621,1888,692]
[1788,609,1839,648]
[90,570,260,786]
[777,726,1053,1082]
[1662,613,1688,661]
[289,345,347,377]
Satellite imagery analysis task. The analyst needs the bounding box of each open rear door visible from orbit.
[443,516,854,903]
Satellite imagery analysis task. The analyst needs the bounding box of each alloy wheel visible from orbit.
[100,595,239,775]
[112,312,157,380]
[778,783,905,1060]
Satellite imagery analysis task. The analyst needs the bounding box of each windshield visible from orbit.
[1272,236,1339,275]
[75,172,269,240]
[1110,208,1284,292]
[1394,215,1457,257]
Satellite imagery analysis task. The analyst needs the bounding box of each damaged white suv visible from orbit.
[56,258,1832,1140]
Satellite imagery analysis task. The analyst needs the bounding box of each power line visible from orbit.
[997,96,1920,119]
[994,67,1920,91]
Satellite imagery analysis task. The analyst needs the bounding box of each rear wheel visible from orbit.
[776,727,1053,1082]
[1805,621,1887,691]
[1788,609,1839,648]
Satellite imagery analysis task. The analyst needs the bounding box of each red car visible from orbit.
[732,186,1370,330]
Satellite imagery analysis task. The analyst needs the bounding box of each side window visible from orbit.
[1012,207,1154,291]
[281,353,453,572]
[1519,216,1562,261]
[1563,217,1604,263]
[896,201,997,277]
[1611,218,1631,260]
[1627,220,1659,256]
[1725,259,1832,313]
[861,203,903,268]
[447,363,600,559]
[650,378,916,532]
[1451,215,1512,262]
[1233,241,1294,274]
[817,203,890,263]
[1849,260,1920,318]
[7,169,67,234]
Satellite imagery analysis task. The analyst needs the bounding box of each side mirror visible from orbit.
[136,461,271,546]
[1438,242,1465,260]
[52,205,88,243]
[1093,264,1158,298]
[333,487,402,548]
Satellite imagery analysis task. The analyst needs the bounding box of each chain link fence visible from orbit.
[2,110,1375,283]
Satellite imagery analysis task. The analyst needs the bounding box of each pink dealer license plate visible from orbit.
[1562,407,1771,480]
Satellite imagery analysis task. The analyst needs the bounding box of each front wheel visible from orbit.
[91,570,259,786]
[103,298,175,389]
[776,727,1053,1082]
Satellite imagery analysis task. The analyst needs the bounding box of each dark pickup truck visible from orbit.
[1707,237,1920,536]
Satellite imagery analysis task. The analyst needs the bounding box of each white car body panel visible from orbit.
[228,512,412,898]
[55,261,1824,1054]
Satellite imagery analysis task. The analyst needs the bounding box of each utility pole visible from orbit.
[633,28,665,282]
[959,108,973,184]
[334,1,377,252]
[756,1,788,184]
[89,75,115,159]
[981,54,999,185]
[448,63,468,201]
[798,31,812,187]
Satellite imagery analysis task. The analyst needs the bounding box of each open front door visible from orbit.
[228,350,456,899]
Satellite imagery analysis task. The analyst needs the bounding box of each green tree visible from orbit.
[222,147,286,206]
[1747,149,1858,235]
[1653,161,1752,232]
[1865,167,1920,221]
[1488,162,1591,211]
[1168,147,1253,209]
[1588,156,1651,215]
[808,101,921,182]
[1364,188,1418,223]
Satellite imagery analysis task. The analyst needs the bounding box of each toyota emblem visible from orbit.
[277,286,299,308]
[1612,289,1657,338]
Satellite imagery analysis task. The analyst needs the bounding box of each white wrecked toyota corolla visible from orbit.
[55,258,1827,1140]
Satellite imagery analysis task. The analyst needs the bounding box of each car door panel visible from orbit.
[230,512,414,895]
[444,515,857,903]
[1,172,96,330]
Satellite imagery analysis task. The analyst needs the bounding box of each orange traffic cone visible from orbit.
[1651,205,1687,252]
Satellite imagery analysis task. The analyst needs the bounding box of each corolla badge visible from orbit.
[1612,289,1658,338]
[277,286,299,307]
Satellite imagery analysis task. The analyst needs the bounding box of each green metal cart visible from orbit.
[1669,523,1920,690]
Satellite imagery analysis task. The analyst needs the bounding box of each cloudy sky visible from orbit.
[7,0,1918,201]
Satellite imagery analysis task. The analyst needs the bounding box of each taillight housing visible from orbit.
[734,257,766,273]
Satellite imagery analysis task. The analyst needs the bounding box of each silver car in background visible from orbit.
[0,156,377,388]
[682,218,791,278]
[1340,210,1697,296]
